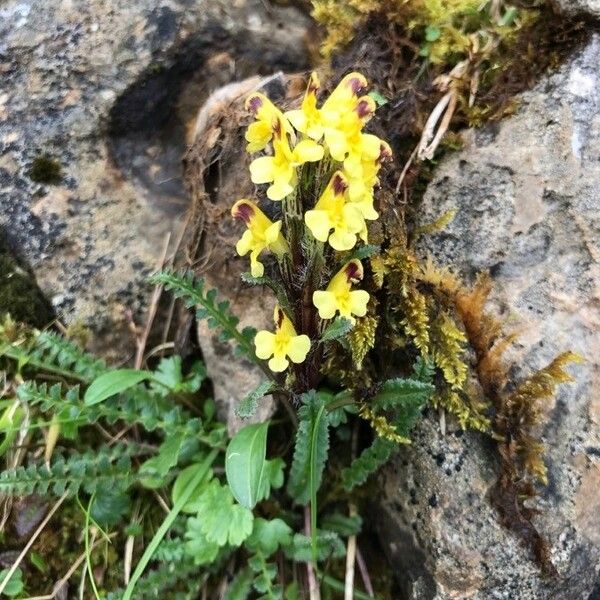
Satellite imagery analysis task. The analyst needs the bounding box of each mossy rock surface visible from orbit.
[0,241,54,328]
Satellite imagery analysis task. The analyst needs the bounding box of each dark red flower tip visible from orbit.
[247,95,263,114]
[275,307,284,329]
[332,172,348,195]
[356,99,373,119]
[344,260,363,283]
[233,201,254,224]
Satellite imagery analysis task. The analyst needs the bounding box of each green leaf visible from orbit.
[236,381,277,419]
[195,479,253,546]
[372,378,432,436]
[425,25,441,41]
[223,567,254,600]
[172,461,212,514]
[0,567,24,598]
[257,458,285,502]
[226,422,269,509]
[0,401,23,458]
[321,318,353,343]
[367,90,388,107]
[341,436,396,491]
[29,552,47,573]
[287,392,329,506]
[499,6,518,26]
[320,513,362,536]
[284,582,300,600]
[184,517,221,565]
[90,488,130,527]
[245,518,293,557]
[140,432,186,488]
[84,369,151,406]
[152,356,206,395]
[282,531,345,563]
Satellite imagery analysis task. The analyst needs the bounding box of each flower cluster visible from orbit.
[231,72,391,373]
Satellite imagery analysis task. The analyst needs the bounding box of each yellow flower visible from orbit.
[231,199,288,278]
[345,140,393,221]
[305,172,365,251]
[255,306,311,372]
[285,72,324,141]
[321,72,368,121]
[313,259,370,323]
[245,93,293,153]
[249,116,324,201]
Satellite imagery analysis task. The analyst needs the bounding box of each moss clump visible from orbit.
[28,154,62,184]
[0,247,54,328]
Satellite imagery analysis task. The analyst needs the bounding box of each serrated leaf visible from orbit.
[287,392,329,506]
[245,518,293,557]
[321,318,353,343]
[282,531,345,563]
[90,488,130,527]
[140,433,186,488]
[194,479,253,547]
[320,513,362,536]
[84,369,151,406]
[226,422,269,509]
[341,436,396,491]
[151,356,206,395]
[236,381,277,419]
[184,517,220,565]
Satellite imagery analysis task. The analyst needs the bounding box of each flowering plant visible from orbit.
[233,72,392,391]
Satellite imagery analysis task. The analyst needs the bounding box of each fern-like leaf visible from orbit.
[287,392,330,506]
[151,270,256,363]
[341,436,396,491]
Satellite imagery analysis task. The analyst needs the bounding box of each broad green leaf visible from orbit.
[91,488,130,527]
[245,518,293,557]
[195,479,253,546]
[151,356,205,395]
[84,369,151,405]
[171,461,212,514]
[236,381,277,418]
[184,517,220,565]
[140,432,186,488]
[226,421,269,509]
[0,567,24,597]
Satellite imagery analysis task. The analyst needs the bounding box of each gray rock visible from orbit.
[555,0,600,18]
[378,36,600,598]
[0,0,309,361]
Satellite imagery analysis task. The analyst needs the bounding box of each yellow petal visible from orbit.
[305,210,332,242]
[360,134,382,160]
[324,128,348,161]
[287,334,311,364]
[235,230,254,256]
[255,330,276,360]
[285,109,307,133]
[267,180,294,201]
[313,290,337,319]
[350,290,370,317]
[245,121,272,153]
[292,139,324,164]
[329,229,356,251]
[342,204,366,233]
[269,354,289,372]
[264,221,282,245]
[250,156,275,184]
[250,250,265,278]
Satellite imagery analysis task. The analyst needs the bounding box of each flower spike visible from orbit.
[255,306,311,372]
[232,199,288,277]
[244,92,293,153]
[313,259,370,324]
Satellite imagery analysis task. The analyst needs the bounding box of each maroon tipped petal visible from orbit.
[344,260,363,283]
[332,172,348,195]
[233,201,254,224]
[247,95,263,114]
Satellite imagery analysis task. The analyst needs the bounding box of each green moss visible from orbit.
[29,154,62,184]
[0,250,54,328]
